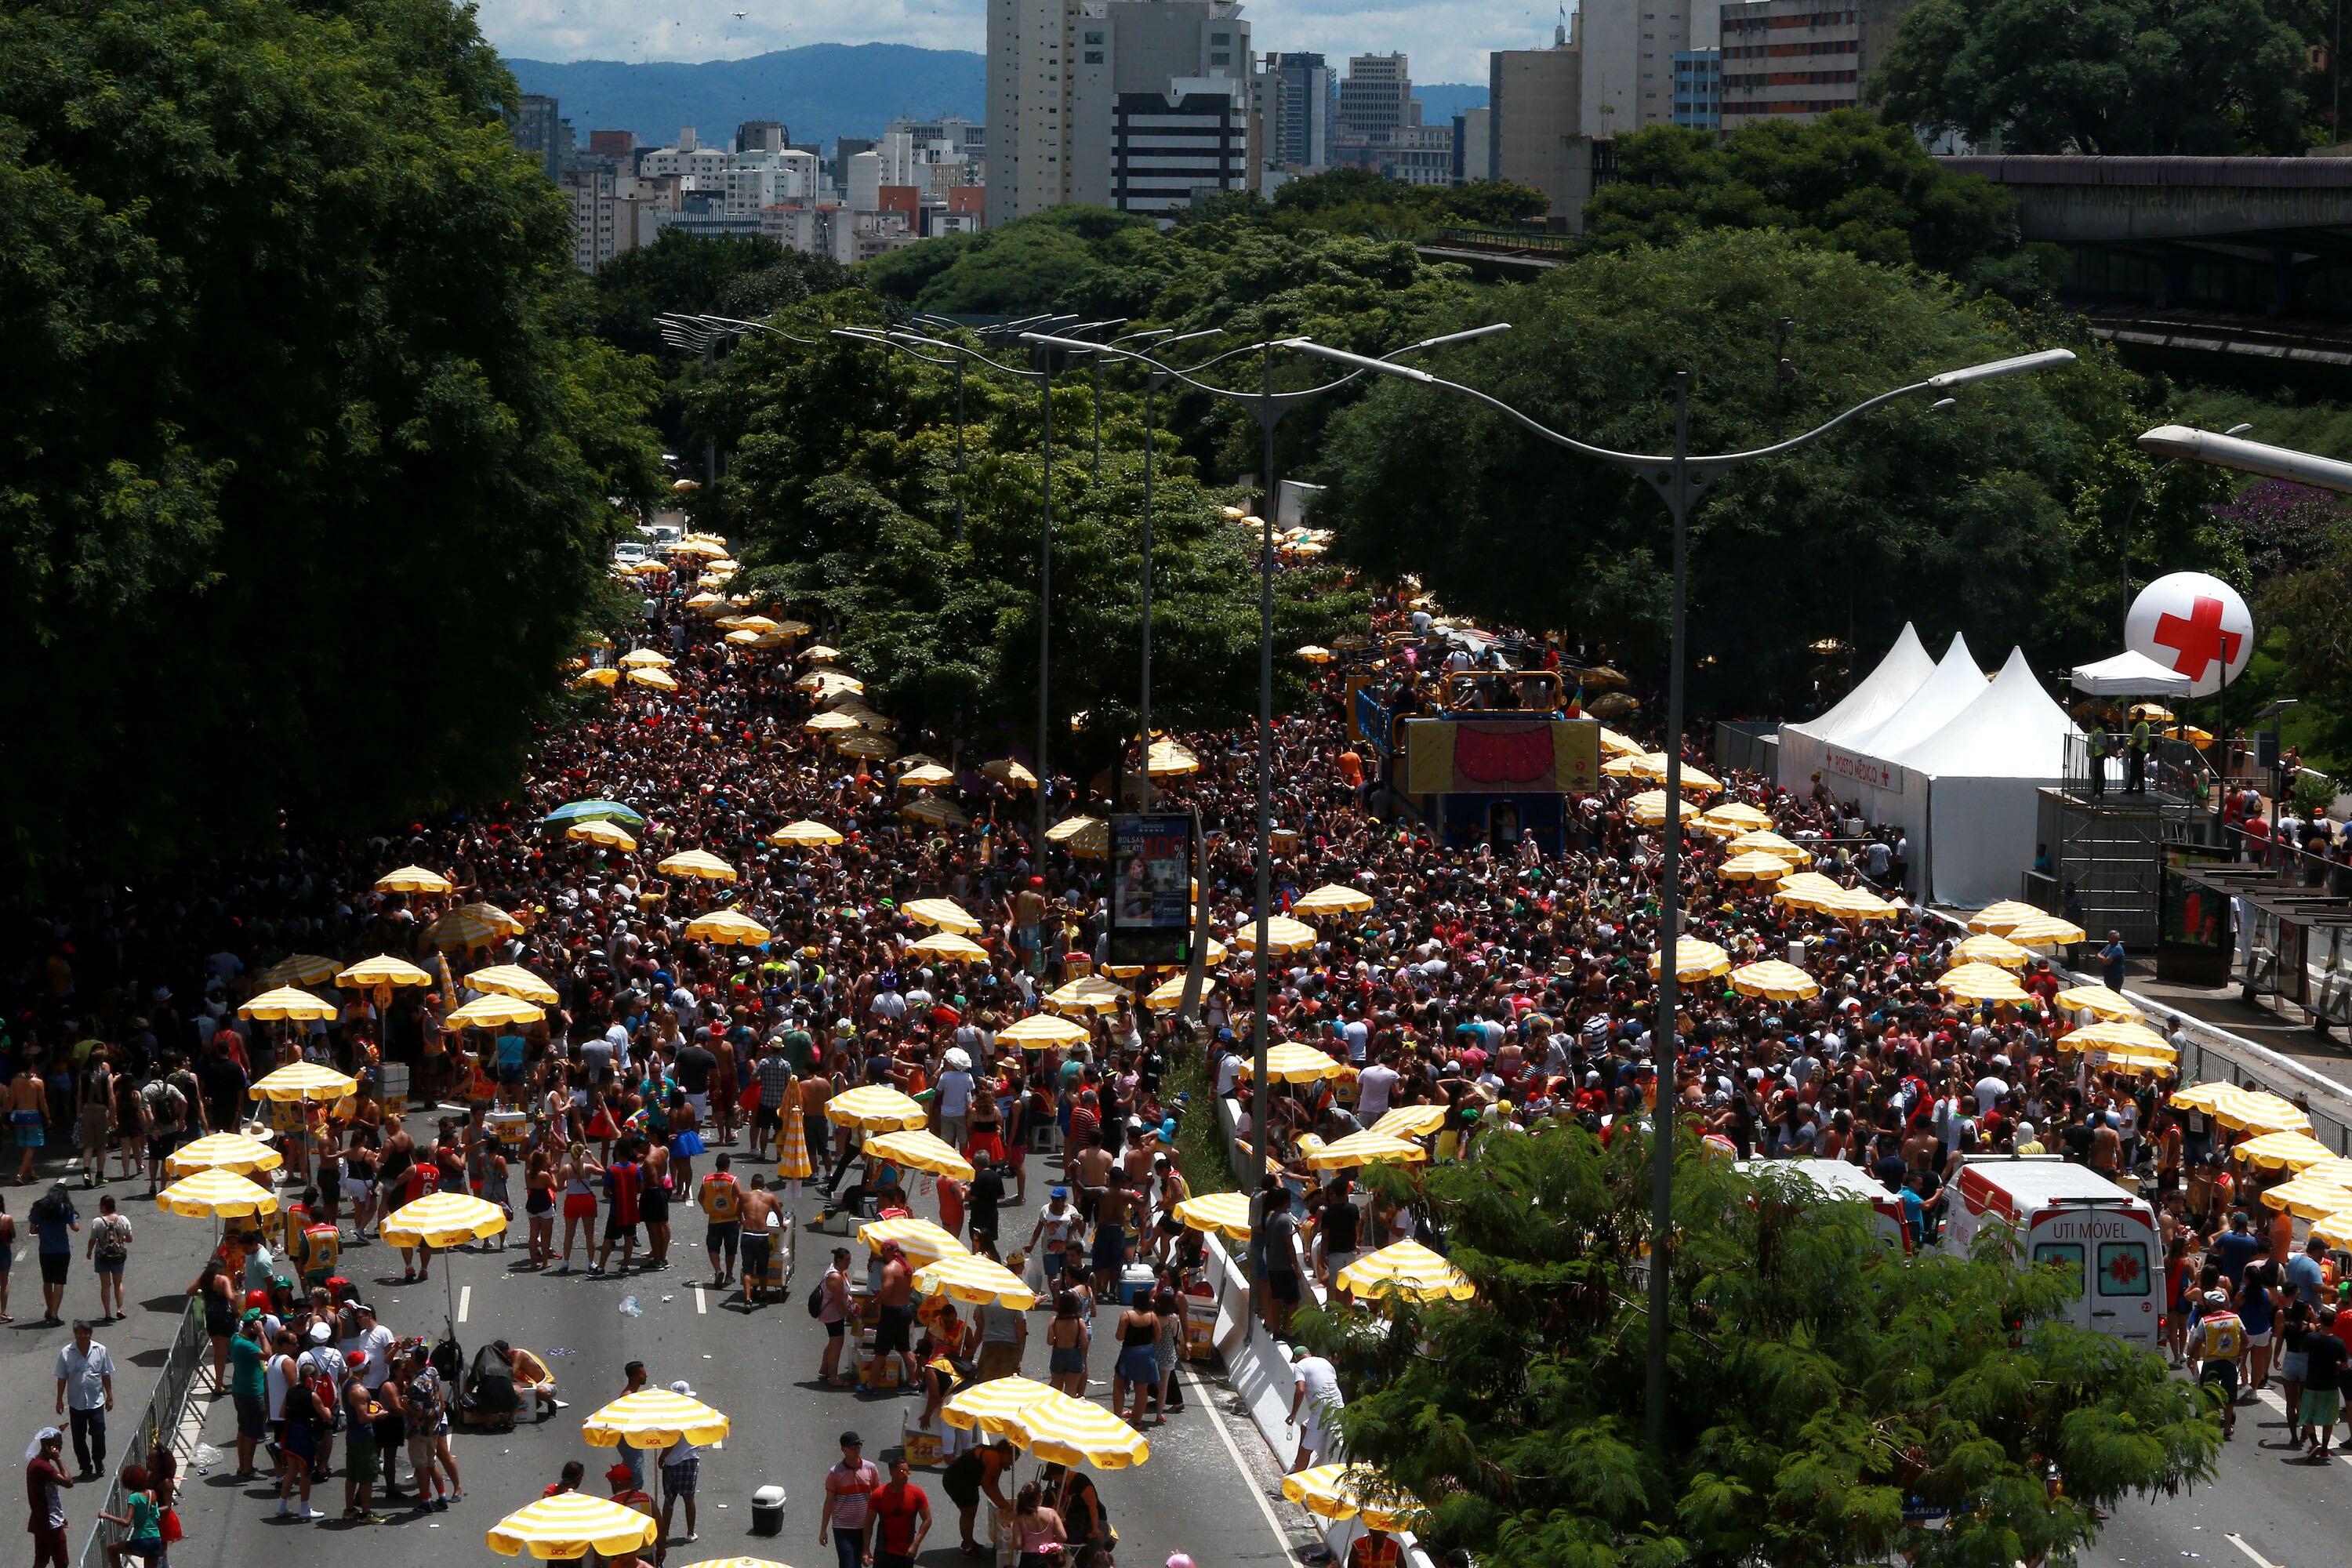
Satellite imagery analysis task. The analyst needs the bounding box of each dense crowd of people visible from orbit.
[12,548,2352,1565]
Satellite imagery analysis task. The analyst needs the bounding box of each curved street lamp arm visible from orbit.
[832,327,1044,383]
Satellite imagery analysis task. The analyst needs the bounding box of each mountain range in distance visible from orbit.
[508,44,1488,152]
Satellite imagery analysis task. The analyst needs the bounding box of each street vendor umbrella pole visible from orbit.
[1281,335,2078,1453]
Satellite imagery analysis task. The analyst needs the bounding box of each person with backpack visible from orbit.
[31,1181,80,1327]
[85,1195,132,1323]
[2192,1287,2246,1438]
[139,1073,187,1198]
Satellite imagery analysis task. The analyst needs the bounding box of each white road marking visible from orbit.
[695,1286,708,1315]
[1185,1362,1310,1558]
[457,1285,471,1323]
[2225,1530,2284,1568]
[2240,1385,2352,1472]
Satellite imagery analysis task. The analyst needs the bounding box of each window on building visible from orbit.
[1083,29,1103,42]
[1084,49,1103,62]
[1210,51,1229,64]
[1210,30,1230,42]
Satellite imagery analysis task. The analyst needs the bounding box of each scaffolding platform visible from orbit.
[2036,787,2215,946]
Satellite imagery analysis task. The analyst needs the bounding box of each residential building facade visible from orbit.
[1716,0,1917,126]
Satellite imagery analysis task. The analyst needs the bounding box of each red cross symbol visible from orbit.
[2152,594,2241,680]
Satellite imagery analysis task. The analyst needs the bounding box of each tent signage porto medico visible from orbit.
[1823,748,1903,792]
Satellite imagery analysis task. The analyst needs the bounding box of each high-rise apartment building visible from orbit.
[1488,27,1586,218]
[987,0,1251,222]
[736,120,787,154]
[1671,49,1722,126]
[1717,0,1916,126]
[1456,107,1491,181]
[1335,53,1412,147]
[1263,52,1333,171]
[1382,124,1456,186]
[510,94,573,180]
[1577,0,1720,136]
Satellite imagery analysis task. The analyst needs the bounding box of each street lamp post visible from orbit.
[2118,423,2251,622]
[1021,319,1513,1324]
[1284,336,2076,1452]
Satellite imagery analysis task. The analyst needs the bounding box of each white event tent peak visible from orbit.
[2069,649,2195,698]
[1884,647,2082,906]
[1775,623,1933,791]
[1839,631,1984,760]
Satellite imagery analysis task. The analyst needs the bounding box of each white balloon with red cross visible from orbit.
[2124,571,2252,698]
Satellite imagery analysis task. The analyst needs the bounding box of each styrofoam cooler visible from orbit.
[902,1413,946,1468]
[487,1109,528,1148]
[750,1484,786,1535]
[379,1062,411,1102]
[1119,1264,1156,1305]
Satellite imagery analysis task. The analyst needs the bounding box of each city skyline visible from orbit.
[472,0,1576,90]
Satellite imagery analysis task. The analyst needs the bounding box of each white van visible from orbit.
[1942,1157,2161,1348]
[1739,1160,1911,1252]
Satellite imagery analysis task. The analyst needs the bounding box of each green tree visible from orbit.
[1312,1126,2216,1568]
[1312,230,2158,710]
[1874,0,2327,154]
[0,0,663,876]
[688,314,1359,767]
[1266,166,1551,237]
[1586,113,2054,297]
[593,227,815,358]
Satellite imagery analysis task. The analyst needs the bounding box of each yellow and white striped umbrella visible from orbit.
[826,1085,929,1131]
[2259,1162,2352,1218]
[901,796,970,826]
[1625,789,1675,826]
[1724,829,1809,863]
[1815,884,1900,920]
[797,670,865,695]
[1146,739,1200,777]
[1616,753,1721,793]
[428,903,522,950]
[1302,1131,1427,1171]
[165,1133,283,1180]
[1370,1103,1447,1139]
[620,648,674,667]
[2233,1130,2336,1171]
[1597,726,1645,757]
[465,964,561,1005]
[1001,1012,1088,1049]
[1692,801,1774,836]
[154,1169,280,1220]
[336,955,435,993]
[857,1214,968,1264]
[1296,644,1336,663]
[685,909,771,946]
[1649,938,1731,984]
[1728,960,1819,1002]
[1045,975,1130,1014]
[2212,1089,2310,1136]
[868,1128,976,1181]
[1002,1388,1151,1469]
[905,897,982,935]
[2056,1020,2172,1058]
[1937,963,2029,1004]
[486,1490,664,1559]
[1715,851,1791,882]
[1771,871,1846,909]
[383,1192,510,1248]
[2313,1210,2352,1250]
[260,953,341,989]
[626,666,680,691]
[238,985,338,1022]
[1965,900,2048,935]
[249,1062,358,1103]
[567,818,637,851]
[1236,1042,1348,1083]
[445,994,546,1029]
[1231,915,1318,956]
[1334,1239,1475,1303]
[770,818,846,846]
[1955,933,2033,969]
[1045,815,1109,857]
[581,1387,731,1448]
[909,931,990,964]
[2000,911,2088,947]
[913,1251,1036,1309]
[2054,984,2142,1022]
[1046,815,1104,844]
[1172,1191,1254,1240]
[657,849,739,882]
[982,758,1039,789]
[1292,884,1375,918]
[2170,1081,2239,1114]
[1282,1464,1425,1532]
[805,711,861,733]
[899,763,956,789]
[376,865,455,895]
[1143,975,1193,1010]
[942,1376,1058,1436]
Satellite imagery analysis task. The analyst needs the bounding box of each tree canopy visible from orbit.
[1312,229,2172,708]
[1316,1125,2216,1568]
[0,0,663,877]
[688,303,1360,771]
[1873,0,2328,154]
[1585,112,2053,299]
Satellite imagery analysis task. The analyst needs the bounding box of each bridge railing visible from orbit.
[1429,226,1577,256]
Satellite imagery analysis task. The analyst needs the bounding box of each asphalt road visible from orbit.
[154,1109,1320,1568]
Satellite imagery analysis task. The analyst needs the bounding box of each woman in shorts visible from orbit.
[558,1145,602,1276]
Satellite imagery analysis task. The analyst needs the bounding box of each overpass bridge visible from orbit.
[1936,155,2352,381]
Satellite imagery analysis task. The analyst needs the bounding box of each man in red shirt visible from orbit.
[864,1449,931,1568]
[25,1426,72,1568]
[595,1141,643,1276]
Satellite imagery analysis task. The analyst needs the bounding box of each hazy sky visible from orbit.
[470,0,1570,85]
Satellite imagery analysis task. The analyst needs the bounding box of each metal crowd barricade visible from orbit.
[77,1298,208,1568]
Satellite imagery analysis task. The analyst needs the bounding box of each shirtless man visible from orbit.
[870,1240,919,1391]
[1069,1141,1115,1227]
[736,1175,780,1306]
[12,1058,51,1184]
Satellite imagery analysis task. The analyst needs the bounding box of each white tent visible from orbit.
[1882,648,2082,907]
[2070,649,2194,698]
[1775,623,1933,793]
[1840,632,1983,760]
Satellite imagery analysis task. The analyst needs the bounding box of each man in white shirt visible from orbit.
[341,1302,397,1392]
[1340,1015,1370,1065]
[1355,1054,1399,1121]
[935,1060,974,1149]
[1287,1347,1345,1473]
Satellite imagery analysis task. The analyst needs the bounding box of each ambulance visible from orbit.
[1941,1157,2162,1348]
[1737,1160,1910,1251]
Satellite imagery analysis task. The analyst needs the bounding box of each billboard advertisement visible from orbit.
[1399,717,1600,797]
[1109,812,1196,966]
